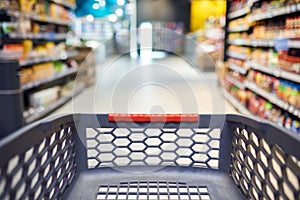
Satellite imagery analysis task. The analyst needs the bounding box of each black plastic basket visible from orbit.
[0,114,299,200]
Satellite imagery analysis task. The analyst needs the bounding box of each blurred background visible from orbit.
[0,0,300,138]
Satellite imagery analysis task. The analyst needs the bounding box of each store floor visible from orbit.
[51,54,238,116]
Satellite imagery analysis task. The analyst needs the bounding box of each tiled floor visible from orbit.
[51,54,237,116]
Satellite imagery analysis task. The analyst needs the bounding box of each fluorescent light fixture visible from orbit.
[115,8,123,16]
[86,14,94,22]
[92,3,100,9]
[117,0,125,6]
[108,14,118,22]
[140,22,153,59]
[99,0,106,7]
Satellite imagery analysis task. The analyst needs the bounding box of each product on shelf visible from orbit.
[228,32,249,41]
[228,70,247,83]
[225,82,300,134]
[228,45,251,57]
[49,3,70,21]
[278,50,300,74]
[225,0,300,135]
[247,69,300,109]
[250,15,300,39]
[229,0,248,13]
[29,86,60,108]
[228,15,250,30]
[20,60,72,84]
[228,58,247,68]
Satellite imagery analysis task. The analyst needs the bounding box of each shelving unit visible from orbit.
[24,86,83,124]
[228,26,249,33]
[49,0,77,9]
[6,10,72,26]
[224,0,300,134]
[227,51,248,60]
[228,7,249,19]
[21,67,78,91]
[0,0,87,137]
[8,33,67,41]
[226,75,246,89]
[227,63,248,75]
[223,90,252,115]
[249,3,300,22]
[19,51,77,67]
[248,61,300,84]
[245,81,300,118]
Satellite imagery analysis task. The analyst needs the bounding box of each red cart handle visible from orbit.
[108,114,199,122]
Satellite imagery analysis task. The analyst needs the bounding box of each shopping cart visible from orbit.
[0,113,299,200]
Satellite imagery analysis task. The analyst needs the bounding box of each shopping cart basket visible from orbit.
[0,113,299,200]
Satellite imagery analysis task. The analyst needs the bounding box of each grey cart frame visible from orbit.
[0,114,299,200]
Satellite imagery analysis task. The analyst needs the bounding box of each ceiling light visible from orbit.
[108,14,118,22]
[117,0,125,6]
[92,3,100,9]
[99,0,106,7]
[86,14,94,22]
[115,8,123,16]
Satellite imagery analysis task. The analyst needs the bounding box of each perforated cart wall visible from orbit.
[0,114,299,200]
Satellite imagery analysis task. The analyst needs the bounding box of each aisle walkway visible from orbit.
[51,54,237,116]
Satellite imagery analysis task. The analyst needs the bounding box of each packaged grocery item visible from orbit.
[291,119,300,134]
[20,68,34,84]
[22,40,33,59]
[29,86,60,108]
[7,0,19,10]
[268,49,278,68]
[285,116,292,130]
[1,22,18,34]
[19,0,35,13]
[32,62,55,80]
[0,0,9,9]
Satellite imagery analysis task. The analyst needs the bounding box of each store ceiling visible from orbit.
[75,0,125,18]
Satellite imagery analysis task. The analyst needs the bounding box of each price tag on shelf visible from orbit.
[285,6,291,14]
[290,5,297,12]
[288,105,294,113]
[273,69,281,77]
[275,38,289,51]
[266,12,272,19]
[284,103,289,110]
[293,109,299,117]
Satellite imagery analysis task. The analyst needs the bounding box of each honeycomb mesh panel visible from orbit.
[231,128,300,200]
[0,125,76,200]
[96,181,211,200]
[86,128,221,169]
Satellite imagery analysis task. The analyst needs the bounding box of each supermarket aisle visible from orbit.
[51,54,237,116]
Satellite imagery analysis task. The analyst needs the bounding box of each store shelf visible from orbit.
[49,0,76,9]
[6,10,72,26]
[247,0,259,7]
[228,26,250,33]
[21,67,78,91]
[24,87,84,124]
[250,3,300,22]
[245,81,300,118]
[227,51,248,60]
[228,39,249,46]
[226,76,246,89]
[250,39,275,47]
[288,40,300,49]
[19,51,78,67]
[223,90,252,115]
[248,61,300,84]
[228,7,250,19]
[228,63,248,75]
[280,70,300,84]
[8,32,67,40]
